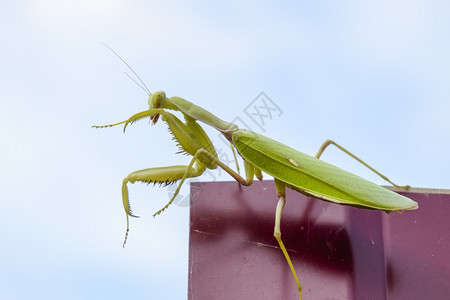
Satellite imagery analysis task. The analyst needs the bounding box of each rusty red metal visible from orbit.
[188,181,450,299]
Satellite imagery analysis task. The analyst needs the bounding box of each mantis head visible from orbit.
[148,91,167,124]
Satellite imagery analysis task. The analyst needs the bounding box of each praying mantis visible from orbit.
[93,51,418,300]
[94,92,417,299]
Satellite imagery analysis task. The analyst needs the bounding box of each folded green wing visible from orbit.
[233,129,418,211]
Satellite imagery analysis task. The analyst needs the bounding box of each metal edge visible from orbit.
[383,186,450,194]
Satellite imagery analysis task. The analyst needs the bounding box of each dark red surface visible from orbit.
[188,181,450,300]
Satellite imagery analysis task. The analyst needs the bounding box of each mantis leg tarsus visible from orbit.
[122,179,140,247]
[92,120,127,129]
[315,139,410,190]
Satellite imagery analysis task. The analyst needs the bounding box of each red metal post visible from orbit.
[188,181,450,299]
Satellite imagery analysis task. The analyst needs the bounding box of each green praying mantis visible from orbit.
[93,52,418,300]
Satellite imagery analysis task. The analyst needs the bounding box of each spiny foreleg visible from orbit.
[122,163,207,247]
[92,108,167,132]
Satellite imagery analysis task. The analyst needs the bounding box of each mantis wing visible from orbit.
[233,129,418,211]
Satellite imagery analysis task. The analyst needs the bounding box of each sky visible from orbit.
[1,1,449,299]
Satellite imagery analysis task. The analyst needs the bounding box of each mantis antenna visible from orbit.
[99,42,152,96]
[122,72,151,96]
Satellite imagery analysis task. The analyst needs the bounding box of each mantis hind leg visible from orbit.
[315,139,410,190]
[274,179,302,300]
[184,151,300,295]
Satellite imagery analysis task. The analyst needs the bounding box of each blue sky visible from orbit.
[1,1,449,299]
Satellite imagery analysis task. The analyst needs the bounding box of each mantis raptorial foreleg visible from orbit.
[92,109,166,131]
[122,164,207,246]
[94,107,222,246]
[315,139,410,190]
